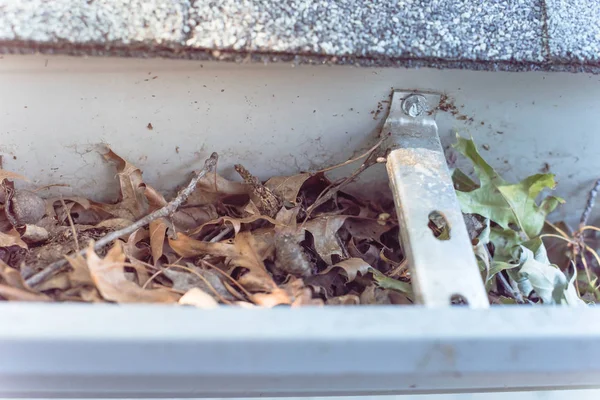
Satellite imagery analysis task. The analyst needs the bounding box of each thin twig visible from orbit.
[305,140,384,219]
[580,178,600,228]
[60,197,79,251]
[317,137,386,173]
[210,226,233,242]
[25,153,219,287]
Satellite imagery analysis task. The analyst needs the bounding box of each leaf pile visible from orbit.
[0,147,411,307]
[452,134,593,305]
[0,135,597,307]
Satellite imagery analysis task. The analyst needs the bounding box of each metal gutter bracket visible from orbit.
[384,91,489,308]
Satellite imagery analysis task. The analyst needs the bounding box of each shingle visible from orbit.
[546,0,600,62]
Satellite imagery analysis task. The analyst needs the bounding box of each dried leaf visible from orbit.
[162,267,236,301]
[86,242,178,303]
[36,273,70,291]
[191,214,278,236]
[265,173,312,204]
[101,148,149,220]
[0,228,27,249]
[320,258,371,282]
[303,216,347,264]
[342,218,394,241]
[65,253,95,286]
[169,232,279,292]
[149,218,168,264]
[0,261,50,301]
[454,135,563,238]
[0,284,51,301]
[251,288,292,307]
[172,205,218,231]
[327,294,360,305]
[0,170,29,183]
[179,288,219,308]
[186,173,249,206]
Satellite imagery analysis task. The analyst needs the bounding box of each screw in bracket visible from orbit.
[401,94,429,117]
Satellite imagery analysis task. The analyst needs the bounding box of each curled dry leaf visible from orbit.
[169,232,278,292]
[327,294,360,305]
[0,261,50,301]
[303,216,348,264]
[101,148,150,220]
[0,228,28,249]
[191,214,279,236]
[162,267,236,302]
[320,258,372,282]
[265,173,312,204]
[251,288,292,307]
[0,170,29,184]
[149,218,168,264]
[179,288,219,309]
[86,241,179,303]
[186,172,249,206]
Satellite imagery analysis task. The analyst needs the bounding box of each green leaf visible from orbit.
[454,135,563,239]
[489,227,521,262]
[371,269,413,298]
[517,245,585,305]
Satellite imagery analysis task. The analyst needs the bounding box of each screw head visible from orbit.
[401,94,429,117]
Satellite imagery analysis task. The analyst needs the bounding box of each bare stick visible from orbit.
[580,178,600,228]
[25,153,219,287]
[305,141,384,218]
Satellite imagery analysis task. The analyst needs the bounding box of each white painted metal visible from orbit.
[384,91,488,308]
[1,55,600,228]
[1,304,600,397]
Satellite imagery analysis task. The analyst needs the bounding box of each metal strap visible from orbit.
[384,91,489,308]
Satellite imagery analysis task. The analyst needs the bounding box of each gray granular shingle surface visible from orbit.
[0,0,599,72]
[186,0,544,62]
[546,0,600,62]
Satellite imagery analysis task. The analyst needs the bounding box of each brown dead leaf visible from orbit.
[343,217,394,241]
[149,218,168,264]
[0,261,50,301]
[251,288,292,307]
[360,285,392,305]
[172,205,218,231]
[36,272,71,291]
[327,294,360,305]
[179,288,219,308]
[0,170,29,183]
[0,284,51,301]
[348,239,380,266]
[101,148,149,220]
[186,173,250,206]
[320,258,372,282]
[162,266,236,301]
[191,214,279,236]
[0,228,27,249]
[65,253,94,286]
[303,216,347,264]
[283,277,324,307]
[86,241,178,303]
[265,173,312,204]
[169,232,278,292]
